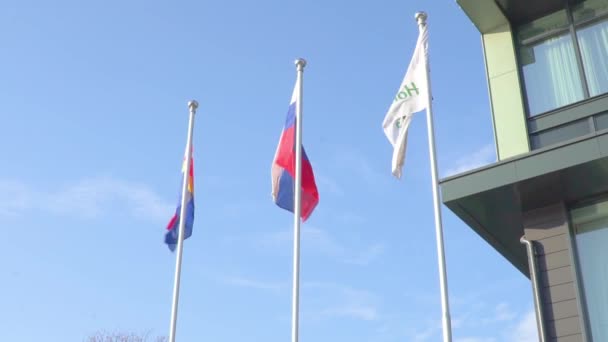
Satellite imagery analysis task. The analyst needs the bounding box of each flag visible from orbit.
[382,22,429,179]
[165,156,195,252]
[271,83,319,221]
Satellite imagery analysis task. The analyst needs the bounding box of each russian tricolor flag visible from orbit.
[165,158,195,251]
[271,83,319,221]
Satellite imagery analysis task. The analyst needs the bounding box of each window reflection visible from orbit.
[577,20,608,96]
[520,34,584,115]
[572,201,608,341]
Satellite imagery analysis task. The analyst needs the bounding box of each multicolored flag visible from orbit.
[271,83,319,221]
[165,157,194,251]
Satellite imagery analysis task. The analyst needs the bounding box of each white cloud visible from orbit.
[313,228,386,266]
[444,143,495,177]
[411,321,441,342]
[334,212,366,225]
[303,281,380,322]
[0,180,30,216]
[456,338,497,342]
[320,305,378,321]
[307,281,376,298]
[217,277,381,322]
[494,302,517,322]
[509,308,539,342]
[405,291,536,342]
[0,177,173,222]
[220,275,285,292]
[326,144,386,187]
[258,226,385,266]
[302,226,346,256]
[315,174,344,196]
[477,302,517,325]
[343,243,386,266]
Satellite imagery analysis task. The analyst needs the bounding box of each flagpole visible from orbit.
[291,58,306,342]
[416,12,453,342]
[168,100,198,342]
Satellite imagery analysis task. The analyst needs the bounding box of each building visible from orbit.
[440,0,608,341]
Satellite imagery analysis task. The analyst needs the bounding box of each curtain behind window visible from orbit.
[577,20,608,96]
[521,35,584,115]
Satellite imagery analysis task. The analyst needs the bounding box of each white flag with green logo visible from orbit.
[382,23,428,179]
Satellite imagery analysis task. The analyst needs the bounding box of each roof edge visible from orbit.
[447,201,530,276]
[457,0,509,33]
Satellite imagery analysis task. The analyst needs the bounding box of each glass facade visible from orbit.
[519,11,585,115]
[577,20,608,96]
[529,118,590,149]
[571,200,608,341]
[594,110,608,129]
[518,0,608,116]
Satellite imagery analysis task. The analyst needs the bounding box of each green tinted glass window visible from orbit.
[573,0,608,24]
[577,19,608,96]
[571,200,608,341]
[518,10,569,42]
[530,119,590,148]
[517,10,585,115]
[519,34,585,115]
[594,111,608,129]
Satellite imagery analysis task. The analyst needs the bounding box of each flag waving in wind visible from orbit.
[271,82,319,221]
[383,22,429,179]
[165,155,195,251]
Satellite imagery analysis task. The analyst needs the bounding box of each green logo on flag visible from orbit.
[395,115,406,129]
[394,82,420,102]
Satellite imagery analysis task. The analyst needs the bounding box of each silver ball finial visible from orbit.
[415,12,428,25]
[294,58,307,70]
[188,100,199,112]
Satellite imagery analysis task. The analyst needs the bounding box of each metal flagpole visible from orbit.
[168,100,198,342]
[416,11,453,342]
[291,58,306,342]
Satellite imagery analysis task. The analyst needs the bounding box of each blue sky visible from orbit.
[0,0,537,341]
